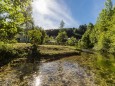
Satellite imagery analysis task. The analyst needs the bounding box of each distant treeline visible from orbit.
[46,24,88,39]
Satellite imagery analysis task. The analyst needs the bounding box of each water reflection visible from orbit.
[0,52,115,86]
[78,52,115,85]
[0,58,40,86]
[34,61,95,86]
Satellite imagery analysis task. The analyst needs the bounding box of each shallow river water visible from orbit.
[0,52,115,86]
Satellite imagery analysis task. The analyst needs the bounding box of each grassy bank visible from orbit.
[0,43,32,67]
[39,45,80,62]
[39,45,79,55]
[0,43,80,67]
[12,43,79,56]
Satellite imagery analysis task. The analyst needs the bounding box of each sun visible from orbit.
[33,0,48,14]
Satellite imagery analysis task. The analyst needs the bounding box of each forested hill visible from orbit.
[46,25,88,39]
[78,0,115,54]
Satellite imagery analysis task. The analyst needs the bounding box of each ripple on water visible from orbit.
[34,61,95,86]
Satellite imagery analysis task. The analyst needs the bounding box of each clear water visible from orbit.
[0,52,115,86]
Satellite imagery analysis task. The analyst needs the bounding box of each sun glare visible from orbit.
[35,76,41,86]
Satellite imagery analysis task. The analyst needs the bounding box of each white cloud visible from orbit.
[32,0,79,29]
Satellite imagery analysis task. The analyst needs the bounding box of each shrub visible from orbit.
[56,31,68,45]
[66,37,77,46]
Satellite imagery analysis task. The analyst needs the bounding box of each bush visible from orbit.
[56,31,68,45]
[0,42,13,51]
[28,29,42,45]
[66,37,77,46]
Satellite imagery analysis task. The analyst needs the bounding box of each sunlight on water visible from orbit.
[31,61,95,86]
[35,75,41,86]
[1,53,115,85]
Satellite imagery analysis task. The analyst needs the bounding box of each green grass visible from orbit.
[39,45,77,55]
[12,44,78,55]
[2,43,79,56]
[12,43,31,48]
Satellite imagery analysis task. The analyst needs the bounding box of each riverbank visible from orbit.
[39,45,80,61]
[0,43,115,85]
[0,53,95,86]
[0,43,80,67]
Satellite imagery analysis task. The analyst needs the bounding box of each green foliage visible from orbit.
[78,23,94,49]
[43,34,50,44]
[0,42,13,51]
[46,27,85,40]
[93,0,115,53]
[0,0,32,42]
[67,37,77,46]
[39,27,47,44]
[77,24,87,35]
[105,0,113,14]
[95,32,110,51]
[28,29,42,45]
[0,42,17,64]
[43,35,57,45]
[0,42,35,66]
[56,31,68,45]
[78,0,115,53]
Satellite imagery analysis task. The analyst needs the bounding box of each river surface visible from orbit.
[0,52,115,86]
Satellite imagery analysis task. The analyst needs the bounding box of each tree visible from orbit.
[43,34,50,44]
[59,20,65,29]
[0,0,32,42]
[56,31,68,45]
[78,0,115,53]
[77,23,94,49]
[92,0,114,51]
[105,0,113,14]
[39,27,47,44]
[66,28,75,37]
[67,37,77,46]
[28,29,42,58]
[28,29,42,45]
[59,20,65,32]
[78,24,87,35]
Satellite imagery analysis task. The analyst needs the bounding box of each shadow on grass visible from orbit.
[41,51,80,62]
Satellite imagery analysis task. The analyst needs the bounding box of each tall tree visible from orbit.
[105,0,113,13]
[78,0,115,53]
[78,23,94,49]
[59,20,65,29]
[93,0,113,51]
[0,0,32,42]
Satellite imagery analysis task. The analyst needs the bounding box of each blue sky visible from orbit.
[32,0,115,29]
[66,0,115,25]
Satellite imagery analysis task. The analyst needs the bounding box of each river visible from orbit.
[0,52,115,86]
